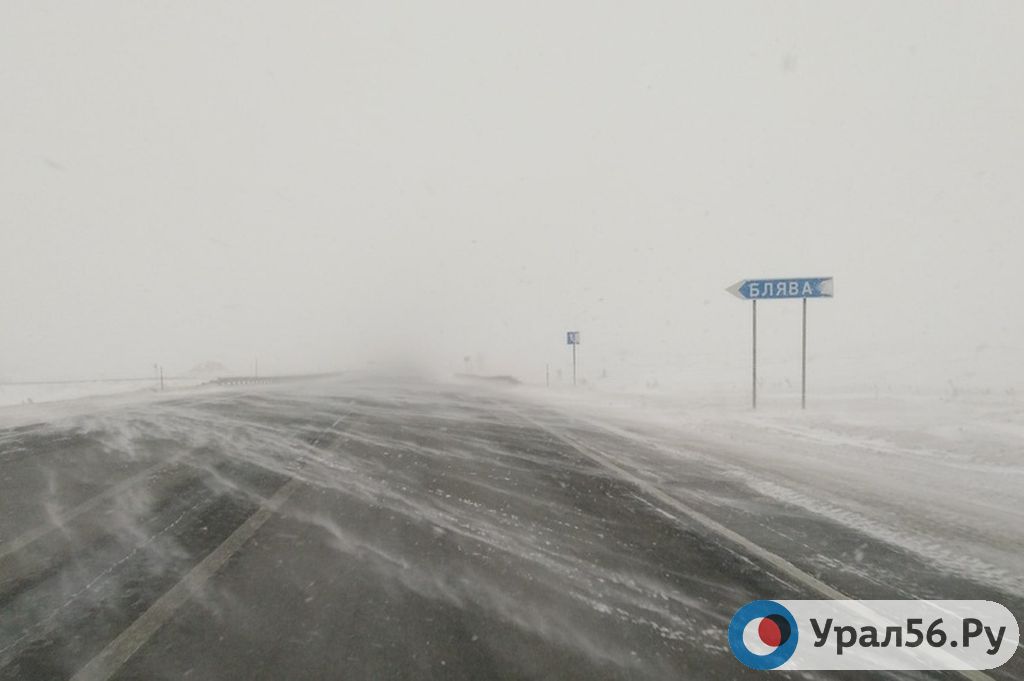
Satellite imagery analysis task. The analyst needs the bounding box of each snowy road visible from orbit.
[0,376,1019,680]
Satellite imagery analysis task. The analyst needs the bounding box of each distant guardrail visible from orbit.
[207,373,341,387]
[453,373,521,385]
[207,377,273,386]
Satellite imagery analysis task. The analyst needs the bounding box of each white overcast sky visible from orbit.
[2,2,1022,391]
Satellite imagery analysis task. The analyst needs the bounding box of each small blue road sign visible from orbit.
[726,277,834,300]
[566,331,580,345]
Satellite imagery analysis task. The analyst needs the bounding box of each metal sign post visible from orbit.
[727,277,833,409]
[801,297,807,409]
[752,300,757,409]
[566,331,580,386]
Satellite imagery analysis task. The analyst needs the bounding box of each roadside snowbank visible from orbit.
[530,386,1024,597]
[0,379,206,409]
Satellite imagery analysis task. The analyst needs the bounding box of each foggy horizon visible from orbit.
[3,2,1022,393]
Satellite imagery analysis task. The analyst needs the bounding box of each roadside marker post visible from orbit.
[566,331,580,386]
[726,277,833,409]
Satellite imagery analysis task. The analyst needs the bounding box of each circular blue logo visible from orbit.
[729,600,799,670]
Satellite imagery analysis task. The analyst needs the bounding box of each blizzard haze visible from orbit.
[2,2,1022,394]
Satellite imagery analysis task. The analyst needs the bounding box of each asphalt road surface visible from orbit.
[0,376,1019,680]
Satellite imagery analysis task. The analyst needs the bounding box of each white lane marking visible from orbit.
[510,407,997,681]
[0,455,188,562]
[70,478,302,681]
[0,499,203,661]
[513,408,846,599]
[72,408,351,680]
[312,414,348,446]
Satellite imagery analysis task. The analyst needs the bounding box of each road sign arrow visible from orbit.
[726,280,746,299]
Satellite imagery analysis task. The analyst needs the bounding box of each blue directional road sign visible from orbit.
[726,277,834,300]
[566,331,580,345]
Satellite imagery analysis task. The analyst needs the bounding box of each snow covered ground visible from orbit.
[530,386,1024,598]
[0,379,205,409]
[0,379,215,432]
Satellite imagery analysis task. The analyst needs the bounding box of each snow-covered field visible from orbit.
[0,379,214,432]
[532,387,1024,598]
[0,379,205,409]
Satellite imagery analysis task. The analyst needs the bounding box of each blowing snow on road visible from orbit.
[0,376,1019,680]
